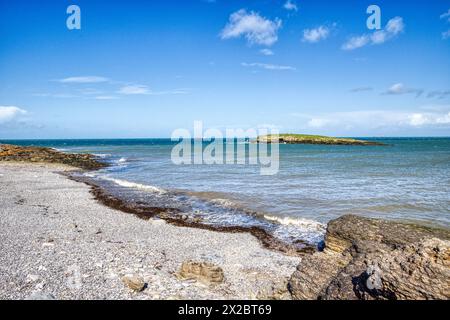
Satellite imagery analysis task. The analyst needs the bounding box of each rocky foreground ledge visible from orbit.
[289,215,450,300]
[0,144,106,170]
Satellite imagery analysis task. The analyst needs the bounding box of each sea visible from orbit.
[3,137,449,247]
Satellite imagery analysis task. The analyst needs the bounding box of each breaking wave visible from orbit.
[263,214,326,232]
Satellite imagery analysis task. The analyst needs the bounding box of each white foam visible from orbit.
[93,153,111,158]
[102,176,166,194]
[82,171,166,194]
[118,157,127,163]
[83,172,97,178]
[210,198,238,208]
[263,215,325,232]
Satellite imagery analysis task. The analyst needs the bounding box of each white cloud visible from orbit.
[241,62,296,71]
[151,89,190,95]
[259,48,274,56]
[342,35,370,50]
[257,123,282,130]
[117,85,189,95]
[220,9,282,46]
[440,9,450,22]
[384,83,423,97]
[385,17,404,35]
[442,30,450,40]
[58,76,109,84]
[293,109,450,130]
[302,26,330,43]
[386,83,407,94]
[408,113,427,126]
[0,106,27,123]
[408,112,450,126]
[79,88,103,95]
[308,118,333,128]
[342,17,404,50]
[283,0,298,12]
[95,96,119,100]
[117,85,150,95]
[33,93,78,98]
[370,30,387,44]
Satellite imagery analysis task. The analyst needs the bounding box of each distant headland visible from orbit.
[256,134,386,146]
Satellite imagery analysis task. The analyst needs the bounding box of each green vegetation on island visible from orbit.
[256,134,386,146]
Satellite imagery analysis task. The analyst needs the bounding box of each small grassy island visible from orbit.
[256,134,386,146]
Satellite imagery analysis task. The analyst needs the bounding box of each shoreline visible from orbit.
[67,173,316,257]
[1,143,319,255]
[1,145,449,300]
[0,162,300,299]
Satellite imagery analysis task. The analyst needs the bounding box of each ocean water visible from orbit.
[3,138,450,246]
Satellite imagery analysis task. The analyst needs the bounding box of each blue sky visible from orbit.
[0,0,449,138]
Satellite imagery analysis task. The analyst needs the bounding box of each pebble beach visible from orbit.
[0,162,299,300]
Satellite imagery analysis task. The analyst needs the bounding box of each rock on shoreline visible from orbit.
[0,144,106,170]
[289,215,450,300]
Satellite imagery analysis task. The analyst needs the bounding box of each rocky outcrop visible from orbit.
[289,215,450,300]
[0,144,106,170]
[178,261,225,285]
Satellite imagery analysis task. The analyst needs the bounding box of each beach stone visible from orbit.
[365,264,383,291]
[121,275,146,292]
[25,292,56,300]
[178,261,224,285]
[25,274,40,283]
[289,215,450,300]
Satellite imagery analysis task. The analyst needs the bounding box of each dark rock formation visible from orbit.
[289,215,450,300]
[0,144,106,170]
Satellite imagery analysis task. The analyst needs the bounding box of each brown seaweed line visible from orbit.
[65,171,316,257]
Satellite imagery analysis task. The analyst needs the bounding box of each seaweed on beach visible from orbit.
[67,172,317,257]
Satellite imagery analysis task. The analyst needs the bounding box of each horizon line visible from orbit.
[2,136,450,141]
